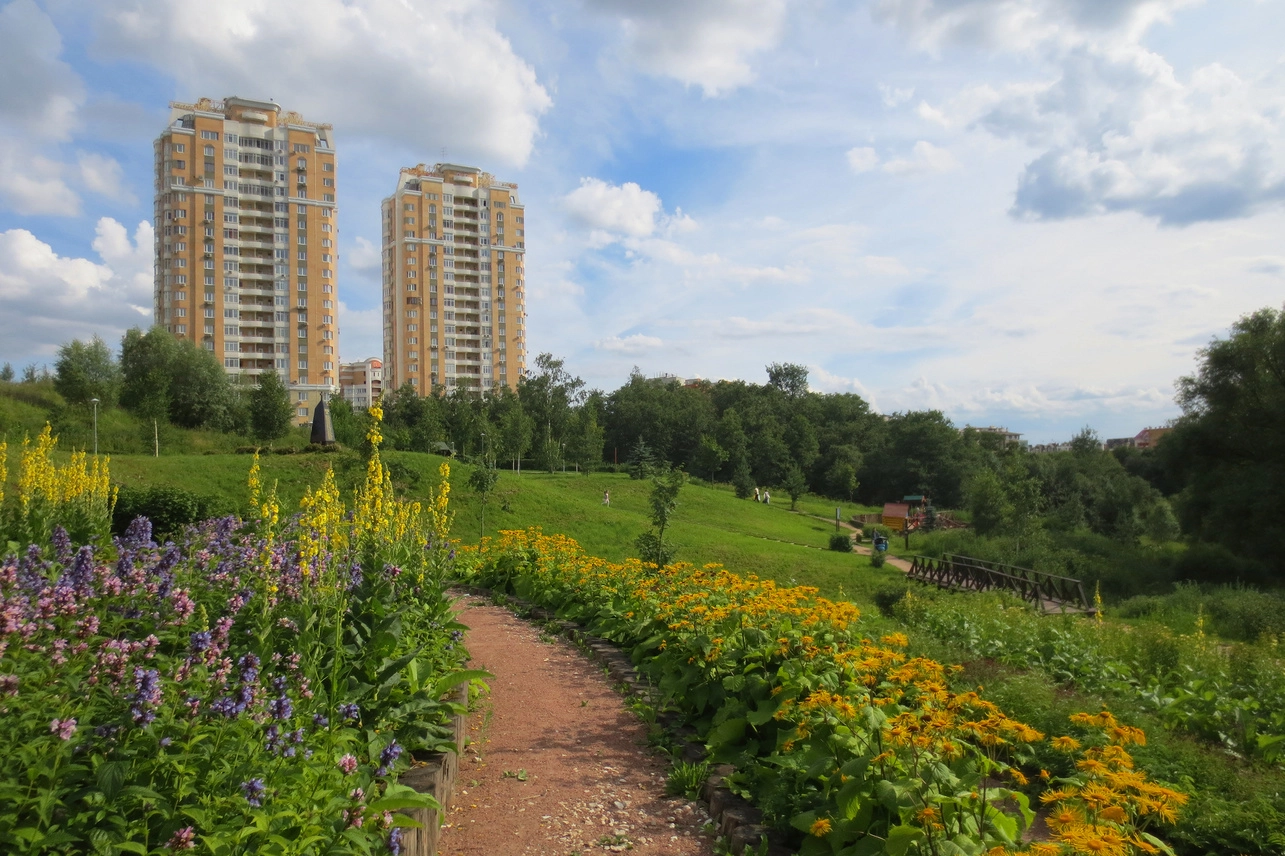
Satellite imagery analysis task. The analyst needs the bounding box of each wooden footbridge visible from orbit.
[907,554,1095,615]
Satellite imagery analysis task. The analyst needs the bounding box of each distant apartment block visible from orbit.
[964,425,1024,445]
[1107,426,1174,450]
[381,163,527,394]
[339,358,383,410]
[154,96,339,426]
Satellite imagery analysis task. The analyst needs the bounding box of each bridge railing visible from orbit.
[906,554,1093,614]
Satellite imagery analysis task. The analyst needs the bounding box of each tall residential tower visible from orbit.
[381,163,527,393]
[154,97,339,425]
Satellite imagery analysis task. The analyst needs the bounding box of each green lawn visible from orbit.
[104,452,907,604]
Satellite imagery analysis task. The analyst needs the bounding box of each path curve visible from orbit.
[439,595,715,856]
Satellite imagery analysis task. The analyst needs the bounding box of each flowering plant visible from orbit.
[0,411,477,854]
[461,528,1186,856]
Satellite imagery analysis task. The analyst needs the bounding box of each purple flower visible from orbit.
[50,718,77,740]
[131,668,162,724]
[265,724,284,753]
[241,778,266,807]
[237,653,260,685]
[376,741,403,777]
[338,703,360,723]
[338,754,358,775]
[68,546,95,595]
[389,827,404,856]
[190,631,212,653]
[166,826,195,850]
[51,526,72,565]
[1,675,19,697]
[122,517,156,551]
[312,713,329,729]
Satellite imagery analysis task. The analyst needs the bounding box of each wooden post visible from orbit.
[154,420,159,457]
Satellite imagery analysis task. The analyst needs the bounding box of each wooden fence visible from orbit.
[906,553,1093,614]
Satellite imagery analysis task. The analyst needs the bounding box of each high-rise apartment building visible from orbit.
[381,163,527,394]
[154,96,339,426]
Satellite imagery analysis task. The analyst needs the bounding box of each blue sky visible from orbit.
[1,0,1283,443]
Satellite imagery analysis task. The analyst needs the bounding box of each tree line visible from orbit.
[15,303,1285,581]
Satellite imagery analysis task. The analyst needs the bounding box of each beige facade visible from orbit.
[339,358,383,410]
[154,96,339,426]
[381,163,527,394]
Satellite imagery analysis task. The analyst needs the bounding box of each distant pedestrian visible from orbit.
[753,487,760,502]
[602,490,610,506]
[763,489,771,505]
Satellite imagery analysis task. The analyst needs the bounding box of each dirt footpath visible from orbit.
[438,595,715,856]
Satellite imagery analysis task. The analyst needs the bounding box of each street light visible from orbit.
[90,398,100,456]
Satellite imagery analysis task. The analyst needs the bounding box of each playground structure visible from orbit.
[906,554,1095,614]
[880,495,968,533]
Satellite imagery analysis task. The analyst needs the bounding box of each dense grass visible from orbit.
[105,451,909,604]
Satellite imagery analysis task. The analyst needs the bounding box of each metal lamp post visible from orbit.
[90,398,99,456]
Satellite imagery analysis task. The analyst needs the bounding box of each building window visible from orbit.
[201,130,219,140]
[298,407,309,417]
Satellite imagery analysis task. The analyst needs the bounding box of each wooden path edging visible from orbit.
[398,682,470,856]
[460,585,795,856]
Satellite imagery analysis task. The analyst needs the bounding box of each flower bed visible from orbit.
[0,410,480,854]
[461,528,1187,856]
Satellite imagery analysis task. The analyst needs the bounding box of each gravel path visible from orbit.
[438,595,715,856]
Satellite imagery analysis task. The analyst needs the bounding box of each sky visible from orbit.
[0,0,1282,443]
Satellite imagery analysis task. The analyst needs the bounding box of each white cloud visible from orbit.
[91,0,552,166]
[587,0,788,96]
[0,0,123,217]
[337,301,382,364]
[348,237,380,271]
[874,0,1285,224]
[595,334,664,355]
[879,83,916,107]
[862,255,911,276]
[0,140,81,216]
[846,146,880,173]
[0,219,153,363]
[78,152,130,200]
[563,178,663,238]
[882,141,960,174]
[0,0,82,139]
[871,0,1201,54]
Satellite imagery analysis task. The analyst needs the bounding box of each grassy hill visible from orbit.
[105,450,904,604]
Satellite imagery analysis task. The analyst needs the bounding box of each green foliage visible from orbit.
[119,326,236,430]
[665,759,711,799]
[0,363,12,382]
[781,463,807,510]
[626,436,656,480]
[635,466,686,568]
[895,589,1285,764]
[53,335,120,407]
[247,371,293,442]
[468,462,500,539]
[731,458,755,499]
[112,484,230,539]
[565,404,604,473]
[1165,306,1285,578]
[519,353,585,472]
[827,532,853,552]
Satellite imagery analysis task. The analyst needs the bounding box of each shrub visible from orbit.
[112,485,229,540]
[828,532,853,552]
[872,585,909,617]
[870,551,886,569]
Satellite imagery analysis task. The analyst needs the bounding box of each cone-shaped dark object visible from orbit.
[310,395,335,445]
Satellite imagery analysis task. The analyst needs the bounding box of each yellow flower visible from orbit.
[809,818,831,837]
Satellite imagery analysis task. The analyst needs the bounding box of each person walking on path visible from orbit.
[602,490,610,506]
[763,489,771,505]
[753,486,760,502]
